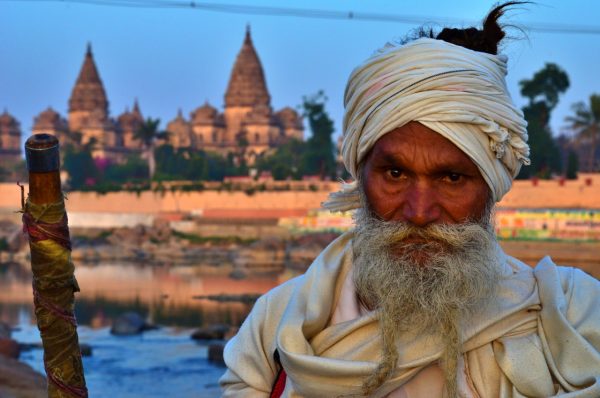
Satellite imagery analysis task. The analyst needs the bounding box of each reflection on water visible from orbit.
[0,260,300,397]
[0,261,299,327]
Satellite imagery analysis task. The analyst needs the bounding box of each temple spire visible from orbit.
[224,26,270,108]
[133,98,141,114]
[69,43,108,113]
[245,24,251,43]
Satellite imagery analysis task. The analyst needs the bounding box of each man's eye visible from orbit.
[387,168,404,179]
[444,173,463,183]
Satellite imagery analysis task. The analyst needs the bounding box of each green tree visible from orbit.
[63,138,98,189]
[565,94,600,172]
[205,151,231,180]
[150,145,233,182]
[301,91,336,179]
[518,63,569,179]
[134,117,169,181]
[154,144,187,180]
[566,150,579,180]
[104,154,148,184]
[200,154,210,181]
[0,165,9,182]
[256,138,306,180]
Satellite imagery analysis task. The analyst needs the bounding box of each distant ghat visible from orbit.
[0,173,599,241]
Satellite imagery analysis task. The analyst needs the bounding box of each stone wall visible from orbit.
[0,174,598,227]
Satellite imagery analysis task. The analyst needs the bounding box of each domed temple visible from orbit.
[32,43,142,161]
[166,26,304,163]
[30,26,303,164]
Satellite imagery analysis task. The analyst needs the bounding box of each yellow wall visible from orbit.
[1,174,599,215]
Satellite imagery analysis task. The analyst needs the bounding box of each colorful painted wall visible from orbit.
[279,208,600,242]
[495,208,600,241]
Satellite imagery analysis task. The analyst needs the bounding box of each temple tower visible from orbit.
[117,99,144,150]
[68,43,110,146]
[32,107,69,147]
[224,26,271,146]
[166,109,193,149]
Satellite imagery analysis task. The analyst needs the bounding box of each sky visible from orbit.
[1,0,600,144]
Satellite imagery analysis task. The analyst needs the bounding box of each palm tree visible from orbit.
[565,94,600,172]
[134,117,169,180]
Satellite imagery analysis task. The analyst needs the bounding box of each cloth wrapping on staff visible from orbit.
[324,38,530,212]
[23,199,88,398]
[220,232,600,397]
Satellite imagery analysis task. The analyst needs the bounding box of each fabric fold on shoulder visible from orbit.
[534,257,600,396]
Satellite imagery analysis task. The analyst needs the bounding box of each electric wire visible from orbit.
[4,0,600,35]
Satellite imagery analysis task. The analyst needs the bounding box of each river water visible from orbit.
[0,260,299,397]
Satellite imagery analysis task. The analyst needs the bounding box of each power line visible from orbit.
[6,0,600,35]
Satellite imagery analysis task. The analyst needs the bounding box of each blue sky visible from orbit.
[1,0,599,143]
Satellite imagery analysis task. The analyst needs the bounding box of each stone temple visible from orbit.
[32,26,303,164]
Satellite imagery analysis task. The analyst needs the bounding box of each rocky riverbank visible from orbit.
[0,322,46,398]
[0,355,46,398]
[68,223,338,269]
[0,218,337,271]
[3,215,600,272]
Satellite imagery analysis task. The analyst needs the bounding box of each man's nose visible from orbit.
[399,181,441,227]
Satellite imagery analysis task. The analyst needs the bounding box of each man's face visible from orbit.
[353,124,499,395]
[361,121,490,226]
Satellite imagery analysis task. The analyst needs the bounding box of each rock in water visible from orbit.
[0,338,20,359]
[110,312,150,335]
[0,322,12,339]
[208,342,225,365]
[191,324,230,341]
[228,269,247,280]
[80,343,93,357]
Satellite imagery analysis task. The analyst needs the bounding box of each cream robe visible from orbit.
[220,232,600,397]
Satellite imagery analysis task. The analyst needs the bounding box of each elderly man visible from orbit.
[220,4,600,397]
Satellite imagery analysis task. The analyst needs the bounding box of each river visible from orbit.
[0,260,299,397]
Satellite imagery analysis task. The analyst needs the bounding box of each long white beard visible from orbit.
[352,207,501,397]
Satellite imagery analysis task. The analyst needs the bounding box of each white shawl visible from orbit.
[220,232,600,397]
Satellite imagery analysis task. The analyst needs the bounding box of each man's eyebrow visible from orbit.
[379,152,402,164]
[371,149,406,164]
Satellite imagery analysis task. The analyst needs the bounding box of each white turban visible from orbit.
[323,38,530,212]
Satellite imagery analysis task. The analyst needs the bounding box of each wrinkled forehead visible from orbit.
[361,122,482,174]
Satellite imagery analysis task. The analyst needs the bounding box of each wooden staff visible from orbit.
[23,133,88,398]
